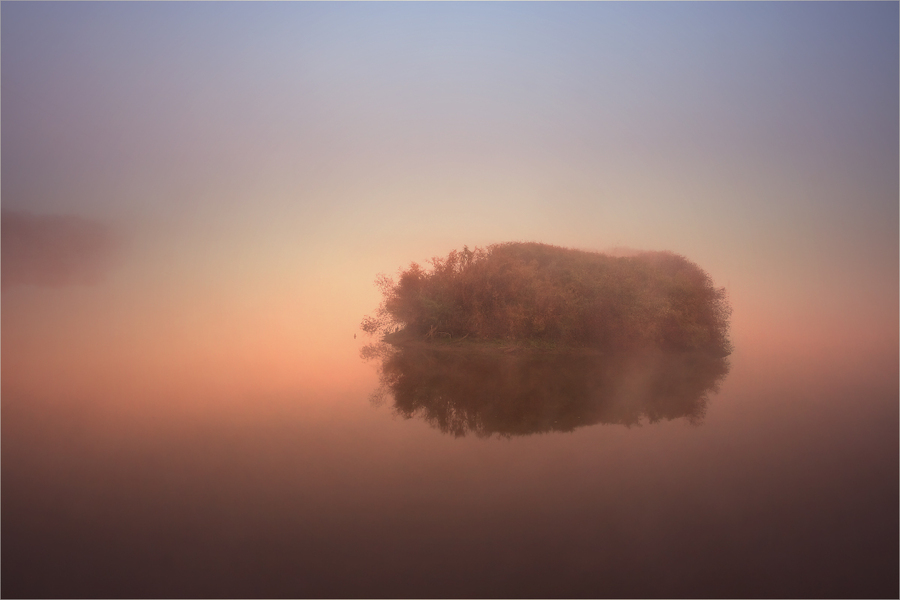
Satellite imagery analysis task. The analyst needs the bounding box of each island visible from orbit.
[359,243,733,437]
[361,242,732,356]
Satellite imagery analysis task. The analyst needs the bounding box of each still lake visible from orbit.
[2,271,897,598]
[3,2,898,597]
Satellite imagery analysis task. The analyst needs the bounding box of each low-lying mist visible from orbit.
[1,209,119,288]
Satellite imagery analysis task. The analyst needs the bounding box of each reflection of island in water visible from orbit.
[363,343,730,437]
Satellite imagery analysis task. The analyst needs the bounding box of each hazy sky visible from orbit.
[3,2,897,396]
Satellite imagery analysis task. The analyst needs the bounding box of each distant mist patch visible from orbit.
[2,209,119,288]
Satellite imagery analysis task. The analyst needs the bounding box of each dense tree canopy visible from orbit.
[362,242,732,356]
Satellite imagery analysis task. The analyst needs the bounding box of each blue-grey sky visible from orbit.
[3,2,897,393]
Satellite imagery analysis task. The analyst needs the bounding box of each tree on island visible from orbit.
[362,242,732,357]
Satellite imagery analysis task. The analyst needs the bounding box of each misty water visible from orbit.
[3,3,898,598]
[3,263,897,598]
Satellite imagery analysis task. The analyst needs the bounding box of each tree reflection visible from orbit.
[363,343,730,437]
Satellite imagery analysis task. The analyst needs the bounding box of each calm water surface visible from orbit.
[3,283,897,598]
[2,5,897,596]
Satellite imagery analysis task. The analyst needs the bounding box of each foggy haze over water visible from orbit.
[2,2,897,598]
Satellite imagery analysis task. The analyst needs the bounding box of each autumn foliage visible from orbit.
[362,242,732,356]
